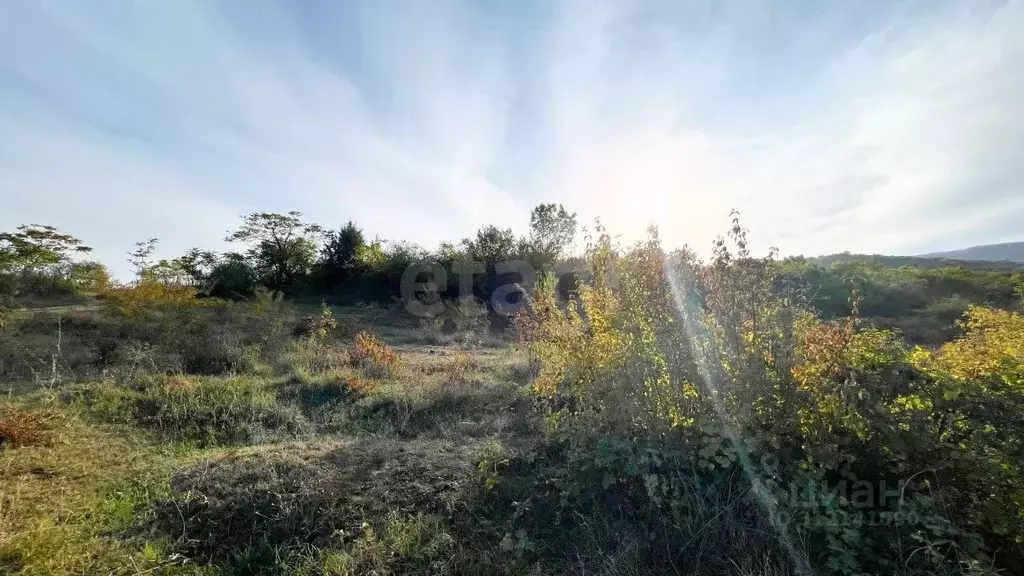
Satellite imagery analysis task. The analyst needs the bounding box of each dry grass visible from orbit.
[68,375,311,447]
[444,351,476,385]
[346,375,380,396]
[150,438,479,566]
[0,409,44,448]
[289,341,350,375]
[0,304,543,575]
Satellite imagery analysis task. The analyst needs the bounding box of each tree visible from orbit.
[318,221,366,286]
[148,259,191,286]
[64,261,111,293]
[226,212,324,293]
[0,225,93,300]
[462,225,519,265]
[176,248,219,289]
[0,224,92,273]
[527,203,577,273]
[207,252,258,299]
[128,238,159,281]
[457,226,525,313]
[126,240,217,287]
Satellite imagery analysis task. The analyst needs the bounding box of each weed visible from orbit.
[351,332,400,379]
[290,341,349,375]
[445,351,476,384]
[331,514,456,576]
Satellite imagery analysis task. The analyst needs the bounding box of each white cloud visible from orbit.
[1,0,1022,278]
[0,0,526,278]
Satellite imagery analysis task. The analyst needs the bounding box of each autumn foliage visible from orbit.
[350,331,399,379]
[517,217,1024,575]
[102,281,199,316]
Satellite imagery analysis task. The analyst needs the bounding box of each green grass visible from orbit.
[0,399,202,575]
[66,375,311,447]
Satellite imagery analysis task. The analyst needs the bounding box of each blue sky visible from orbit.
[2,0,1022,278]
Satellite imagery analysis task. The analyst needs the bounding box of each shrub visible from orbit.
[121,301,291,376]
[0,294,300,384]
[0,270,78,303]
[207,257,259,299]
[351,331,399,379]
[101,281,199,316]
[65,261,111,294]
[289,304,346,374]
[0,408,44,447]
[514,221,1020,575]
[346,375,379,396]
[293,303,338,343]
[445,351,476,384]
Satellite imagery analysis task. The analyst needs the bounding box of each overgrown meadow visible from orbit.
[1,210,1023,575]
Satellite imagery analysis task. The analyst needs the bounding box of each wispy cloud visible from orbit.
[528,0,1024,255]
[1,0,1022,277]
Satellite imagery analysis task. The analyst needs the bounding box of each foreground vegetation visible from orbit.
[2,212,1024,575]
[1,297,538,575]
[516,223,1023,575]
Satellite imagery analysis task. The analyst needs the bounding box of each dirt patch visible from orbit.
[151,438,479,565]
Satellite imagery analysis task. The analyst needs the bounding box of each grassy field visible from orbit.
[5,200,1024,574]
[0,301,541,575]
[3,261,1023,576]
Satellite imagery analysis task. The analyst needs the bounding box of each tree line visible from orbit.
[0,204,579,308]
[3,206,1021,344]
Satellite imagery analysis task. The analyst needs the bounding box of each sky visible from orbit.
[1,0,1023,278]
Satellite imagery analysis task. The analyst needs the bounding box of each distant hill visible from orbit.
[798,242,1024,271]
[920,241,1024,263]
[803,252,1023,271]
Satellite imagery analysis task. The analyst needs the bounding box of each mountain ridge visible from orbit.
[919,241,1024,263]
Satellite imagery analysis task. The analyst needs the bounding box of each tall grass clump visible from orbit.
[71,375,309,447]
[289,303,350,376]
[510,217,1024,575]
